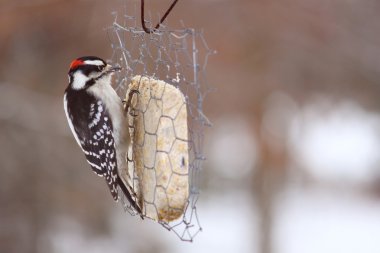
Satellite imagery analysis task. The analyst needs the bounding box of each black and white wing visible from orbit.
[84,100,119,200]
[64,93,119,200]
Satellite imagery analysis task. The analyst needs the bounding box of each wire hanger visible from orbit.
[141,0,179,34]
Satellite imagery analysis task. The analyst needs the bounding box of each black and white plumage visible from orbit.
[63,56,141,214]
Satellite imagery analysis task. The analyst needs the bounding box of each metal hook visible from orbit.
[141,0,179,34]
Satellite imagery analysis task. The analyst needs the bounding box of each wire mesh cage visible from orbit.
[107,3,214,241]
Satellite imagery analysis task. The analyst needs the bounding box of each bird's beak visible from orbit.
[106,64,122,73]
[95,64,122,81]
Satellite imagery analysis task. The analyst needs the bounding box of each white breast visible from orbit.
[87,76,128,147]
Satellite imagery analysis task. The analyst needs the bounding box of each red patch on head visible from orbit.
[69,59,84,70]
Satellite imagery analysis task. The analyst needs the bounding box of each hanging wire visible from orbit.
[109,3,215,240]
[141,0,179,34]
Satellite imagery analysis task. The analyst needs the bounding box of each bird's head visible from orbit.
[68,56,121,90]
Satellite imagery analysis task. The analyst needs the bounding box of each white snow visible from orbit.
[274,187,380,253]
[289,100,380,183]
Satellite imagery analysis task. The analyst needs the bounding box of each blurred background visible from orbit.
[2,0,380,252]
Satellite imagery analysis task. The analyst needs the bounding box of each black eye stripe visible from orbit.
[78,65,105,75]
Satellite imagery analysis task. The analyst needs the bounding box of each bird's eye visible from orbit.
[98,65,105,71]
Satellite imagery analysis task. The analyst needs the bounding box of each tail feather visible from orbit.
[117,177,143,218]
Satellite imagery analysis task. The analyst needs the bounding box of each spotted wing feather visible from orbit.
[83,101,119,200]
[64,91,119,200]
